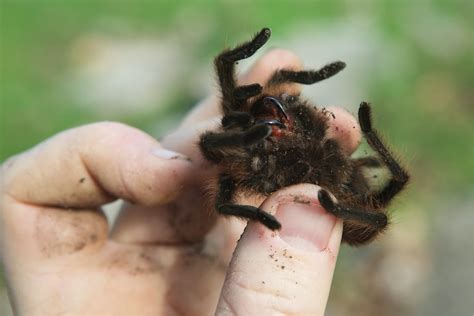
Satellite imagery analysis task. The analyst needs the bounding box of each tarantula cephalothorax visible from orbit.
[199,28,409,245]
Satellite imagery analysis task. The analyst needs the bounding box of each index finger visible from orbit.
[1,122,193,209]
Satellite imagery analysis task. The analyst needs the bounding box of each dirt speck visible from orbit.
[293,196,311,205]
[282,249,293,259]
[79,177,86,183]
[170,155,192,162]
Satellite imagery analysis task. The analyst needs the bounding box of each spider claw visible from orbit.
[256,119,286,129]
[264,96,288,119]
[234,83,263,100]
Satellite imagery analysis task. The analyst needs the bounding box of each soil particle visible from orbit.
[293,196,311,205]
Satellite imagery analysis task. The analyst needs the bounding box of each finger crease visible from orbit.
[78,153,115,201]
[222,294,239,316]
[118,164,139,204]
[231,274,293,301]
[4,191,38,208]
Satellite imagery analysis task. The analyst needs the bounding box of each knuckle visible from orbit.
[79,121,153,148]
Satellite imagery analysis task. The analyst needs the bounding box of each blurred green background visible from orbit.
[1,1,473,315]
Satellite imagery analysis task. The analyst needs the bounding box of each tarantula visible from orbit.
[199,28,409,245]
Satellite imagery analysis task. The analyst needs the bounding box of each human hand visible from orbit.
[0,50,361,315]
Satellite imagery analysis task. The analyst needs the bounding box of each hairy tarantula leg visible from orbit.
[219,204,282,230]
[241,124,273,145]
[268,61,346,85]
[318,190,388,229]
[215,28,271,113]
[222,111,253,129]
[233,83,263,100]
[358,102,409,206]
[215,174,235,205]
[218,28,271,63]
[233,83,264,110]
[216,174,281,230]
[200,124,271,162]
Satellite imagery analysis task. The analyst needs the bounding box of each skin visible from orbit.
[0,49,361,316]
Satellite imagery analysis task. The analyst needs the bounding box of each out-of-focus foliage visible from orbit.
[1,1,473,315]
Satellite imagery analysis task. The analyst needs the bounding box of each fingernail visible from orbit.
[152,148,191,161]
[276,197,336,252]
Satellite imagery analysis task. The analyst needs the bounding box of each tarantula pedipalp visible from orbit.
[199,28,409,245]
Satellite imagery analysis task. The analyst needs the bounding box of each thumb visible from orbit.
[215,184,343,316]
